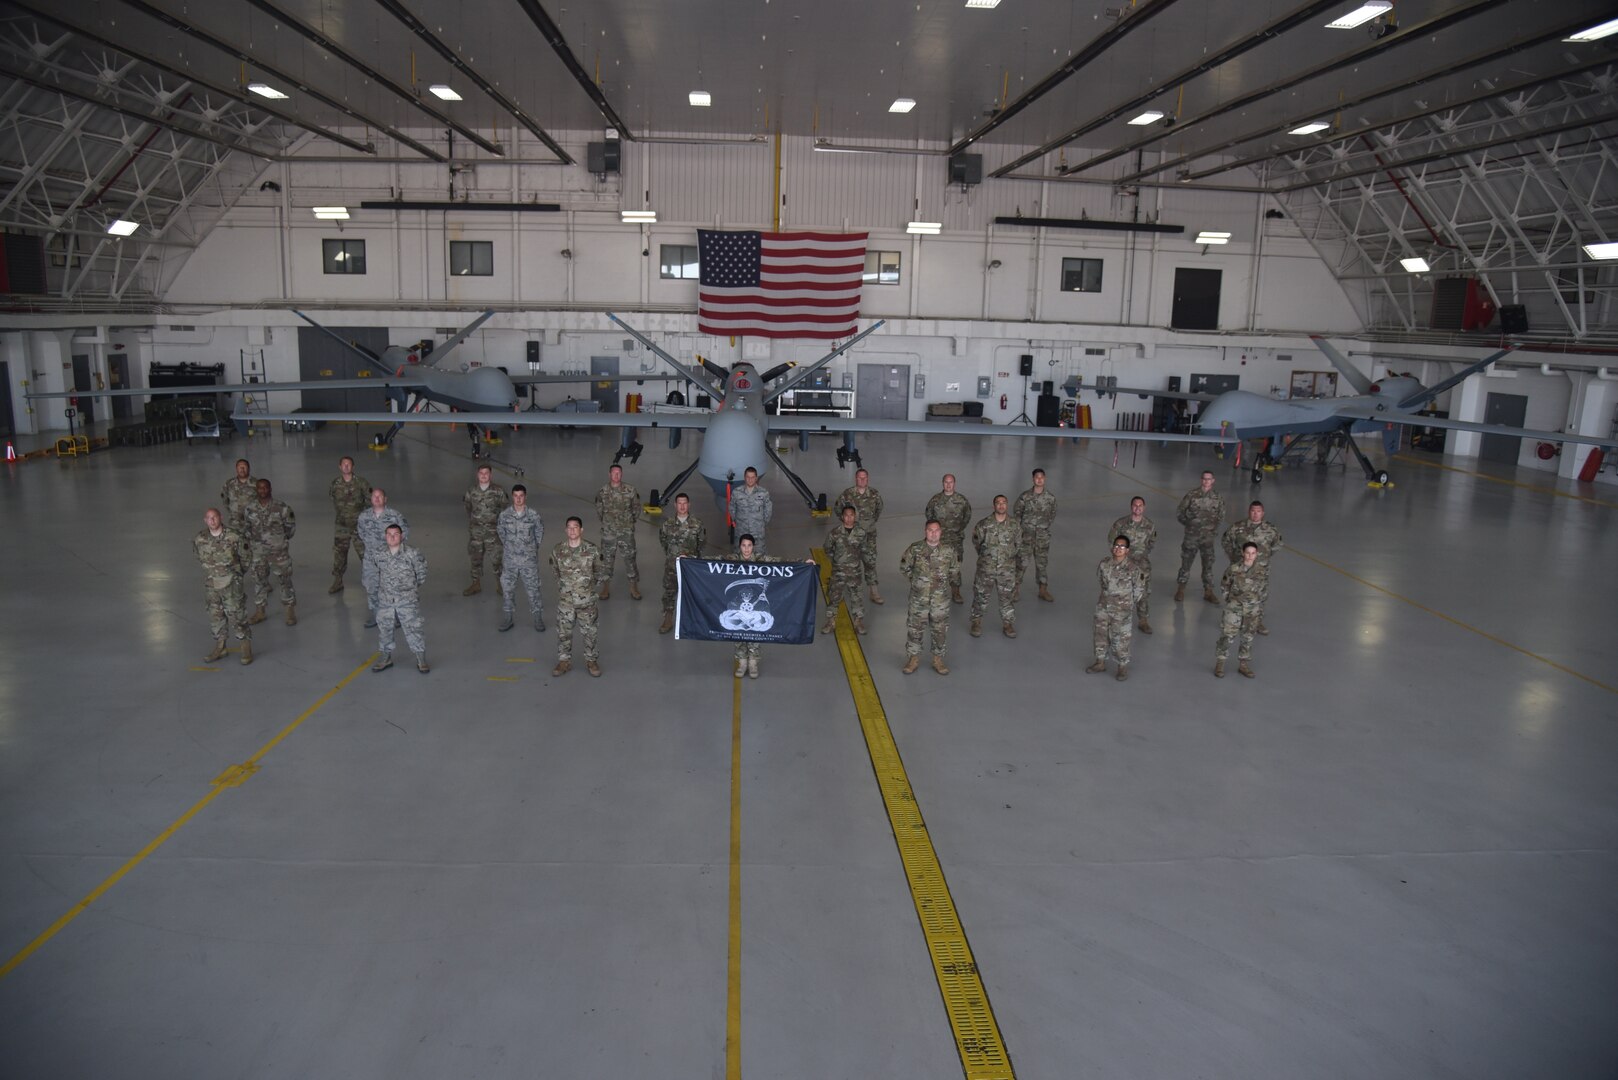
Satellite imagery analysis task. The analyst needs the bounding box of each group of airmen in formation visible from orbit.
[194,453,1282,682]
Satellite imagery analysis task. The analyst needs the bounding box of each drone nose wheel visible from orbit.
[1250,467,1263,485]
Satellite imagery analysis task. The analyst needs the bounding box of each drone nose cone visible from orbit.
[1369,383,1381,395]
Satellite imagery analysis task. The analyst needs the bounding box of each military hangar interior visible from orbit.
[3,0,1617,1076]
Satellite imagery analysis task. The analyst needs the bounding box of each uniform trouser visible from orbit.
[362,557,380,612]
[250,546,295,608]
[1134,555,1152,619]
[1216,601,1260,660]
[204,582,250,642]
[862,527,879,585]
[734,641,761,662]
[824,567,867,626]
[332,521,362,577]
[377,600,425,657]
[501,561,544,618]
[971,566,1017,624]
[1093,600,1134,663]
[942,535,965,587]
[599,529,639,583]
[662,556,682,611]
[555,600,599,662]
[468,525,502,581]
[905,593,951,656]
[1016,529,1052,587]
[1178,532,1217,588]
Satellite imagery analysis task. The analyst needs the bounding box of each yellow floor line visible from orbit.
[726,676,743,1080]
[1391,454,1618,509]
[813,550,1015,1080]
[0,655,376,981]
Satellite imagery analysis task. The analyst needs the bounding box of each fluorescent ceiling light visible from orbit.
[689,90,712,107]
[428,85,461,101]
[906,221,942,235]
[106,219,140,236]
[889,98,916,114]
[1128,110,1166,126]
[1195,232,1230,245]
[1288,121,1331,135]
[312,206,350,220]
[246,83,288,99]
[1565,17,1618,42]
[1581,242,1618,260]
[1325,1,1391,29]
[964,0,1002,8]
[621,210,657,223]
[1400,257,1431,272]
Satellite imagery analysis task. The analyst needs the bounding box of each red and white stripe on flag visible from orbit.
[697,230,868,340]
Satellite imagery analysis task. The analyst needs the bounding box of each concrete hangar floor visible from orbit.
[1,420,1615,1080]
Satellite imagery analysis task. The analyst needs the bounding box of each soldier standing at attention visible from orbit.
[835,468,884,604]
[463,464,509,596]
[550,516,605,677]
[1215,542,1263,678]
[497,484,545,633]
[1089,536,1144,681]
[1012,468,1058,603]
[1107,496,1158,634]
[733,534,773,679]
[242,478,298,627]
[658,492,707,634]
[730,466,773,554]
[221,458,257,531]
[594,464,642,600]
[899,519,958,676]
[328,455,370,594]
[821,505,869,636]
[1175,470,1226,604]
[1222,500,1284,636]
[970,495,1021,639]
[924,474,971,605]
[194,507,252,665]
[356,489,409,629]
[371,523,429,674]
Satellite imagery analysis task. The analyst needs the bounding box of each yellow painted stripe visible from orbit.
[505,657,536,664]
[725,676,743,1080]
[813,550,1015,1080]
[1392,454,1618,509]
[0,655,375,981]
[486,676,519,682]
[189,666,220,672]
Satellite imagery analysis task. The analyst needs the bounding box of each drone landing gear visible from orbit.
[1341,432,1394,488]
[614,430,645,467]
[763,441,828,515]
[835,433,862,471]
[646,459,705,514]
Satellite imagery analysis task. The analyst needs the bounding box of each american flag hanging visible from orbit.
[697,229,869,339]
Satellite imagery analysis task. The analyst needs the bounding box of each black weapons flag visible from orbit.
[675,558,819,644]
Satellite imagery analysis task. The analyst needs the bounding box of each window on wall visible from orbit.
[1060,257,1103,293]
[450,240,494,277]
[863,250,901,285]
[322,238,366,275]
[660,244,699,279]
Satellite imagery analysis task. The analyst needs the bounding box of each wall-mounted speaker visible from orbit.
[525,341,540,365]
[587,141,620,174]
[948,153,983,186]
[1499,305,1529,334]
[1018,354,1034,376]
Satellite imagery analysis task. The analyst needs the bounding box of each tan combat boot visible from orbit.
[247,605,266,625]
[372,653,393,673]
[629,580,642,600]
[969,618,982,637]
[902,655,920,674]
[931,654,950,676]
[552,659,571,676]
[416,654,430,673]
[1256,620,1269,636]
[869,584,883,605]
[853,618,867,636]
[1174,583,1186,603]
[203,638,227,663]
[734,659,747,678]
[820,620,835,635]
[1238,660,1255,678]
[951,585,963,605]
[328,575,344,594]
[747,658,759,680]
[498,611,514,632]
[586,660,601,678]
[1086,660,1107,674]
[239,639,254,665]
[1203,586,1219,604]
[463,580,481,596]
[1138,617,1153,634]
[1003,622,1016,639]
[284,603,297,626]
[1038,584,1054,603]
[1214,659,1226,678]
[659,611,674,634]
[1115,664,1129,682]
[599,582,611,600]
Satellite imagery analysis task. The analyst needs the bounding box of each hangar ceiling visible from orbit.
[1,0,1615,337]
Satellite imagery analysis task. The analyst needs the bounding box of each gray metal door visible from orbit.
[71,354,94,423]
[0,360,14,439]
[108,353,132,420]
[590,357,619,412]
[856,363,909,420]
[297,326,390,413]
[1480,391,1527,465]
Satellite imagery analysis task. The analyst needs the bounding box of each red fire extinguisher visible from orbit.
[1000,393,1008,411]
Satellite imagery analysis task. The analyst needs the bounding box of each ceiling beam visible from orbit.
[511,0,635,140]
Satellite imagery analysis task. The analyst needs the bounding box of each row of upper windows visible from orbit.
[322,238,1105,293]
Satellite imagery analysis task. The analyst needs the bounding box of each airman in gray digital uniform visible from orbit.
[220,458,257,531]
[497,484,545,633]
[194,507,252,665]
[328,456,370,593]
[1012,468,1057,603]
[594,464,642,600]
[835,468,884,604]
[1222,500,1284,635]
[356,489,409,628]
[1088,536,1144,681]
[900,520,958,675]
[821,505,869,636]
[242,478,297,626]
[1215,542,1264,678]
[371,523,429,674]
[730,466,773,555]
[463,464,508,596]
[1107,496,1158,634]
[924,474,971,605]
[1175,470,1226,604]
[550,516,605,677]
[970,495,1020,638]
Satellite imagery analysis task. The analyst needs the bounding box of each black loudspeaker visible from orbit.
[1036,393,1061,427]
[1019,354,1034,376]
[1168,376,1182,392]
[948,153,983,186]
[526,341,540,365]
[1041,380,1054,395]
[587,140,621,174]
[1499,305,1529,334]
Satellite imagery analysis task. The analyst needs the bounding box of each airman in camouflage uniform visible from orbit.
[821,505,869,635]
[1222,500,1284,636]
[371,524,429,673]
[463,464,509,595]
[970,495,1021,638]
[1175,470,1226,604]
[924,474,971,604]
[835,468,884,604]
[732,534,775,678]
[658,493,707,633]
[328,456,370,593]
[356,489,409,628]
[730,467,774,554]
[1012,468,1058,603]
[497,484,546,633]
[1107,496,1158,633]
[550,516,605,677]
[1215,542,1264,678]
[594,464,642,600]
[193,507,252,665]
[899,520,958,675]
[242,478,297,626]
[220,458,257,531]
[1088,536,1144,680]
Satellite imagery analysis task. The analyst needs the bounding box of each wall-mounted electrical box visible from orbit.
[913,374,926,399]
[976,376,992,398]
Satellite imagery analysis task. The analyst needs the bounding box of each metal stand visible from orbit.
[1008,374,1034,427]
